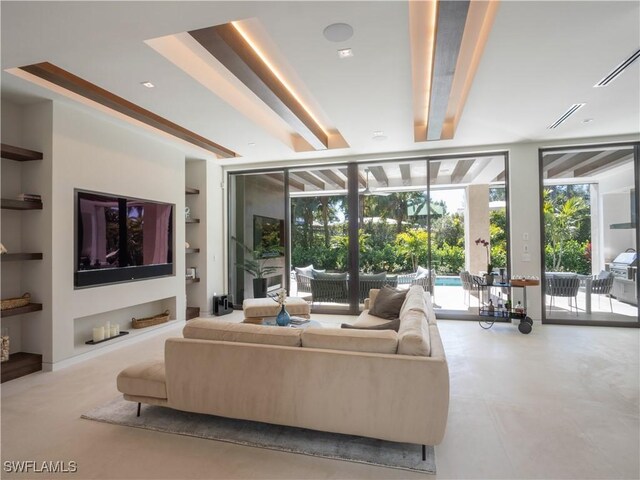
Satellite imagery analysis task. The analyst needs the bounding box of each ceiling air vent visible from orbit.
[547,103,586,129]
[594,48,640,87]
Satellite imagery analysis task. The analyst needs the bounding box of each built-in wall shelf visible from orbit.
[1,143,43,162]
[1,199,43,210]
[0,303,43,318]
[186,218,200,224]
[186,277,200,284]
[185,248,200,254]
[1,253,43,262]
[1,352,43,383]
[185,187,200,195]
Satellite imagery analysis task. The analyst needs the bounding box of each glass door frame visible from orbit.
[227,149,511,318]
[538,141,640,327]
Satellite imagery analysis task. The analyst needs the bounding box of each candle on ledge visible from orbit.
[105,321,111,338]
[110,325,118,337]
[92,327,105,343]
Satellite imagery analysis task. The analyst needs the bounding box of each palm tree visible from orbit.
[543,189,589,271]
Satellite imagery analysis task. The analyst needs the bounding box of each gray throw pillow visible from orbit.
[360,272,387,281]
[369,285,408,320]
[341,318,400,332]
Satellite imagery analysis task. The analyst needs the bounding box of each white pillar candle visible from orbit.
[105,322,111,338]
[92,327,105,343]
[115,324,120,335]
[110,325,118,337]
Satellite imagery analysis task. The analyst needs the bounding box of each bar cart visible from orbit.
[476,277,539,334]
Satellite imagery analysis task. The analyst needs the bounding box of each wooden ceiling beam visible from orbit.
[369,166,389,186]
[426,0,471,141]
[547,151,603,178]
[340,168,366,187]
[574,150,633,177]
[18,62,237,158]
[429,161,441,183]
[291,171,325,190]
[189,24,328,150]
[316,169,346,189]
[451,159,475,184]
[265,173,304,191]
[400,164,412,185]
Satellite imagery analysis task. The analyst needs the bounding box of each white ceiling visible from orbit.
[2,1,639,166]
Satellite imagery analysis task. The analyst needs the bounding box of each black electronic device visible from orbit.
[213,295,233,316]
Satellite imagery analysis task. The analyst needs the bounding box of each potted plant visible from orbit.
[475,237,493,285]
[232,237,281,298]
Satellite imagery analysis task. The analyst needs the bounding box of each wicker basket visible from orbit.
[131,310,170,329]
[1,293,30,311]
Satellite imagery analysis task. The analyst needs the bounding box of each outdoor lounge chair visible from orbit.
[546,274,580,315]
[310,275,348,305]
[358,274,398,303]
[591,271,614,312]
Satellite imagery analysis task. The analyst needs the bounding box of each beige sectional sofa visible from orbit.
[117,285,449,448]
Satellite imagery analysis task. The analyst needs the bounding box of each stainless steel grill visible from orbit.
[610,251,638,280]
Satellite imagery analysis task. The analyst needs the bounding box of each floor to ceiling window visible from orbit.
[289,165,350,312]
[425,153,509,318]
[228,171,286,305]
[540,143,639,326]
[228,151,511,318]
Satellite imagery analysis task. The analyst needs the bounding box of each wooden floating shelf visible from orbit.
[1,199,43,210]
[1,352,43,383]
[1,253,43,262]
[185,248,200,254]
[0,303,43,318]
[185,187,200,195]
[1,143,43,162]
[185,218,200,224]
[186,277,201,284]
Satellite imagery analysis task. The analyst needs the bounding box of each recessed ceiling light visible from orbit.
[582,118,594,124]
[323,23,354,42]
[338,48,353,59]
[141,81,155,88]
[248,142,256,147]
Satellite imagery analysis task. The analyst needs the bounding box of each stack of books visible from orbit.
[17,193,41,203]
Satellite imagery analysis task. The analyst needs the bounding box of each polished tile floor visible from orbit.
[1,313,638,479]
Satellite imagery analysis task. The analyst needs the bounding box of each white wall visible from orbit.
[49,102,186,365]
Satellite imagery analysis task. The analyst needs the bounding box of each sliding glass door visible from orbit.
[228,151,510,319]
[540,143,639,326]
[228,171,286,305]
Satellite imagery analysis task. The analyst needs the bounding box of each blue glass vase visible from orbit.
[276,304,290,327]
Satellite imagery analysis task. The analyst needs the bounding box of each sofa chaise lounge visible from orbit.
[116,286,449,453]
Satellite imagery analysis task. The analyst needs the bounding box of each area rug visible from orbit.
[82,397,436,474]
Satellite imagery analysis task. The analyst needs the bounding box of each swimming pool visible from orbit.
[435,276,462,287]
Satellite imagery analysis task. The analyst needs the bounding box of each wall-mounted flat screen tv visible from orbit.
[253,215,284,258]
[75,190,174,288]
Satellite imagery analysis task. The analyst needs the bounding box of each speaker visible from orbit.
[213,295,233,316]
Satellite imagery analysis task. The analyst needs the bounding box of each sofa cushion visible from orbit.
[397,309,431,356]
[400,285,428,319]
[353,309,393,328]
[341,318,400,332]
[369,285,407,320]
[295,264,314,277]
[117,360,167,399]
[183,319,301,347]
[301,328,398,354]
